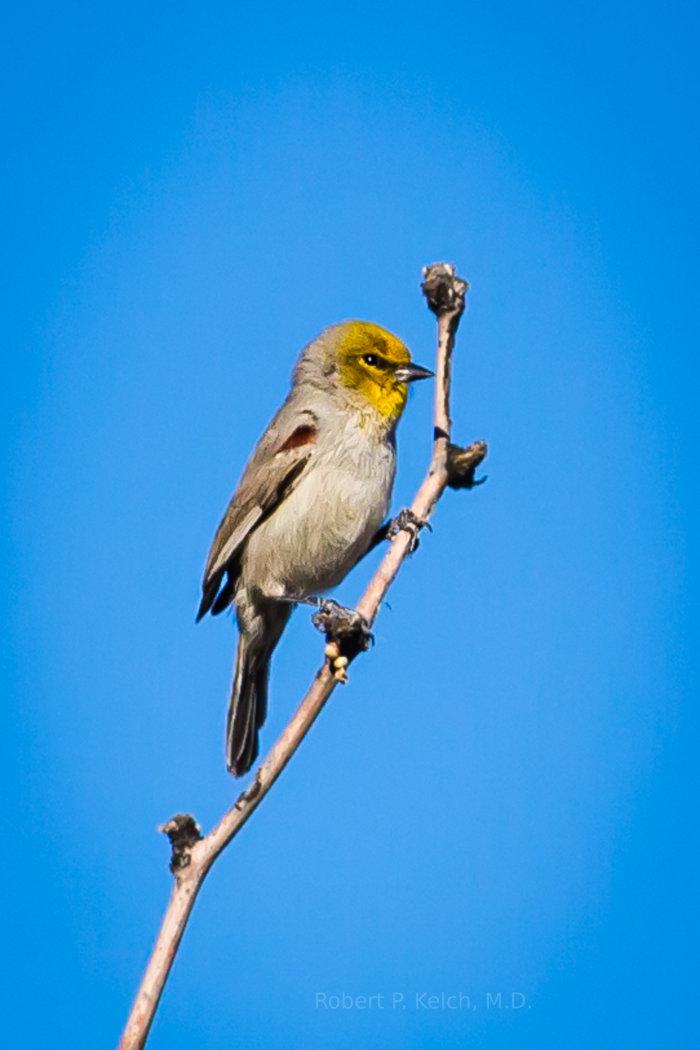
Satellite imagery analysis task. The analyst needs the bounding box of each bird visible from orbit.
[197,320,433,775]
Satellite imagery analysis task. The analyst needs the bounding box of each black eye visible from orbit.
[362,353,378,367]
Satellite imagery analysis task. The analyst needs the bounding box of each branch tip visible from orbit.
[421,263,469,319]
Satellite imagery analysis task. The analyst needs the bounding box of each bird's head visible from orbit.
[296,320,433,423]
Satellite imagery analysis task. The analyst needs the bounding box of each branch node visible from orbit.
[421,263,469,319]
[159,814,203,874]
[312,599,374,658]
[242,771,264,804]
[446,440,488,490]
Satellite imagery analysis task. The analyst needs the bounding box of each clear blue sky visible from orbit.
[3,2,698,1047]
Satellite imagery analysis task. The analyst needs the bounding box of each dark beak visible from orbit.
[394,362,435,383]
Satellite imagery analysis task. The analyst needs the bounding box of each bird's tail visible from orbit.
[226,604,291,776]
[226,639,270,776]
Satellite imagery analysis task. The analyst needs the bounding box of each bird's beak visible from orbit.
[394,362,435,383]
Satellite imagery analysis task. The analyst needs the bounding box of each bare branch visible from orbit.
[116,263,487,1050]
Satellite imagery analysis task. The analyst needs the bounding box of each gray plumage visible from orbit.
[197,321,431,774]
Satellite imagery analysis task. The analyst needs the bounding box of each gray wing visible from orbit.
[196,407,318,620]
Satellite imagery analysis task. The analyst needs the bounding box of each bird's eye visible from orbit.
[362,353,378,367]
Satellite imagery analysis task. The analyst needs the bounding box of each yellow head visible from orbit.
[304,320,433,423]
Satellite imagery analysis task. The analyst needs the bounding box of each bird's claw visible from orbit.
[312,599,373,681]
[387,507,432,553]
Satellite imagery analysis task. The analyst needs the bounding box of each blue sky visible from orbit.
[3,2,698,1047]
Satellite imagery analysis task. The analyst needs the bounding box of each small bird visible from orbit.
[197,321,433,775]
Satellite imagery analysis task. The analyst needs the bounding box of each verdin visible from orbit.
[197,320,433,775]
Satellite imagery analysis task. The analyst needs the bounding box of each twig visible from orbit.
[116,263,487,1050]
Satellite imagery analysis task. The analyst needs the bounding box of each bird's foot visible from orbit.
[312,599,373,683]
[387,507,432,553]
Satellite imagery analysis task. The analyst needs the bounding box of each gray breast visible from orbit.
[242,430,395,599]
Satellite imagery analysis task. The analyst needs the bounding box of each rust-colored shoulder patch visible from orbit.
[276,424,317,453]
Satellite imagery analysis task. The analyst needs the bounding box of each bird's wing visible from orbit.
[196,409,318,620]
